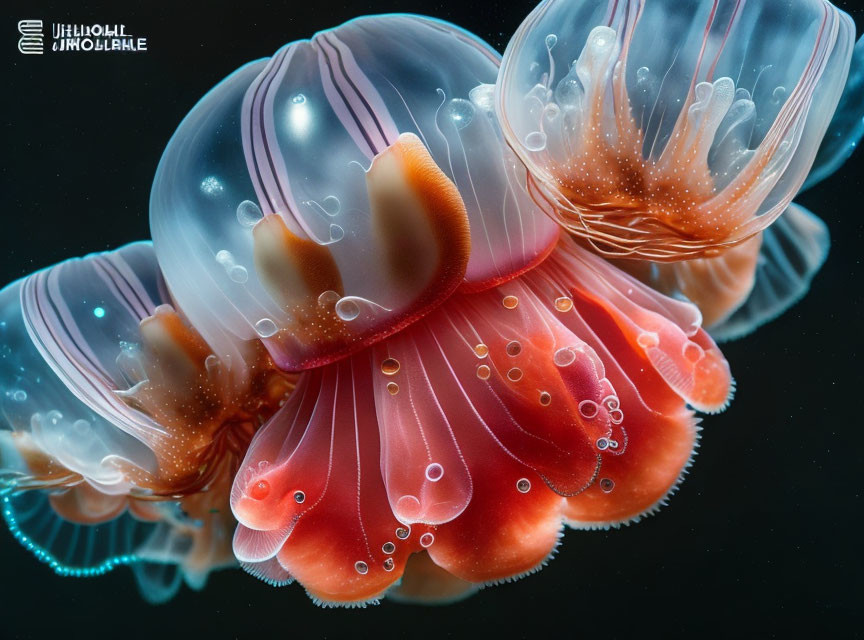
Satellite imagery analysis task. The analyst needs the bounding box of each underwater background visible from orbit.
[2,0,862,636]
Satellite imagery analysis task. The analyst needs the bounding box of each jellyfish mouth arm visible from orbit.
[232,359,430,606]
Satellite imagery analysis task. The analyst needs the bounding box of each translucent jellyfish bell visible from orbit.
[497,0,855,260]
[150,14,559,372]
[0,276,157,494]
[0,242,265,496]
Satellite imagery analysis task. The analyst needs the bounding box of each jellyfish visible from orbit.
[147,13,732,606]
[496,0,859,335]
[0,242,293,601]
[610,30,863,339]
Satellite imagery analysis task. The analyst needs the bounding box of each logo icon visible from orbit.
[18,20,43,55]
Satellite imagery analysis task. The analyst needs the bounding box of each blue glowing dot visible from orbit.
[200,175,224,196]
[93,307,105,318]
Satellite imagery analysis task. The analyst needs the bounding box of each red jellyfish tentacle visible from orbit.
[233,358,427,606]
[520,239,732,528]
[375,278,630,584]
[239,558,293,588]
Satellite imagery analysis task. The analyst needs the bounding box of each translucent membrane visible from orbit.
[0,255,159,495]
[707,203,830,340]
[1,242,286,496]
[0,242,295,599]
[615,234,764,328]
[0,440,241,602]
[803,34,864,190]
[231,238,732,602]
[497,0,854,260]
[151,14,559,373]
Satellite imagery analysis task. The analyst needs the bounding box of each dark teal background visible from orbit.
[2,0,862,636]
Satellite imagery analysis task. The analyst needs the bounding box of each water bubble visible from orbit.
[236,200,264,227]
[318,290,341,307]
[771,86,787,104]
[599,478,615,493]
[47,410,63,425]
[11,390,27,402]
[72,419,90,434]
[386,382,399,396]
[382,542,396,555]
[555,77,583,107]
[395,526,410,540]
[381,358,400,376]
[603,396,620,411]
[507,368,523,382]
[419,533,435,548]
[329,224,345,242]
[506,340,522,357]
[476,365,491,380]
[637,332,659,349]
[444,98,475,130]
[502,295,519,309]
[321,195,341,215]
[553,347,576,367]
[609,409,624,424]
[354,561,369,575]
[291,94,306,104]
[474,343,489,358]
[539,391,551,406]
[524,131,547,151]
[554,297,573,312]
[254,318,279,338]
[596,437,610,451]
[228,265,248,283]
[516,478,532,493]
[636,66,651,82]
[293,491,305,504]
[579,400,599,419]
[216,250,233,265]
[683,343,704,363]
[425,463,444,482]
[335,299,360,322]
[545,34,558,49]
[383,558,395,572]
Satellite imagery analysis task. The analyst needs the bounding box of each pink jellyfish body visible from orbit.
[148,14,732,605]
[5,2,858,608]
